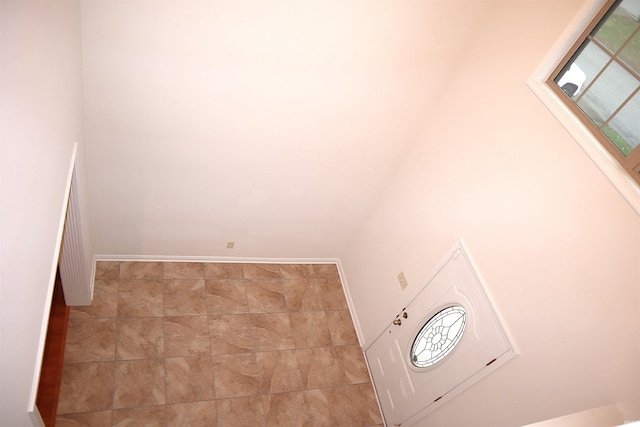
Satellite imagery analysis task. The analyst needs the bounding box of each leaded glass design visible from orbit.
[410,305,467,368]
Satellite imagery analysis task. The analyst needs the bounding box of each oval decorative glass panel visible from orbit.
[410,305,467,368]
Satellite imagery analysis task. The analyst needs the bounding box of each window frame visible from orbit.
[527,0,640,216]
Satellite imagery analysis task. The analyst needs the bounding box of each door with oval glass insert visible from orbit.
[365,243,518,426]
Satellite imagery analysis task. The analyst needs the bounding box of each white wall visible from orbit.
[0,1,90,424]
[1,1,638,425]
[523,403,624,427]
[79,0,491,260]
[341,1,640,426]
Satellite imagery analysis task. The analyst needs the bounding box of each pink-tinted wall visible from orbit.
[341,1,640,425]
[0,1,91,424]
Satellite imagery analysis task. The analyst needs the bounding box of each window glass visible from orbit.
[556,41,609,98]
[410,306,466,368]
[553,0,640,163]
[619,30,640,73]
[606,92,640,153]
[576,60,639,127]
[594,0,640,54]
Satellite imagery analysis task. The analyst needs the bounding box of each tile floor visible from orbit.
[56,261,384,427]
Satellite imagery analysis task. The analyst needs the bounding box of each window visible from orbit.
[551,0,640,184]
[409,305,467,368]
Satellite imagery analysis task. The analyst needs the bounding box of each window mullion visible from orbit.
[601,85,640,129]
[573,35,617,104]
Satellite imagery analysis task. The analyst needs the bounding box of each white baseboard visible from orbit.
[94,254,340,264]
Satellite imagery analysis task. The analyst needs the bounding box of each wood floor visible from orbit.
[36,270,70,427]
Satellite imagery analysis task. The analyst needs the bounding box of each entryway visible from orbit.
[365,242,518,426]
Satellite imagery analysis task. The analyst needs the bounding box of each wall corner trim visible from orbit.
[28,144,78,414]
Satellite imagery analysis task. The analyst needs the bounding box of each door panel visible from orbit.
[365,243,517,426]
[368,326,413,414]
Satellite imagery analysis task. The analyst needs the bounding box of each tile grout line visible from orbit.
[204,267,220,427]
[109,263,121,424]
[161,262,168,427]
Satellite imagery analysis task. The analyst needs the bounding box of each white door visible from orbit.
[365,244,517,426]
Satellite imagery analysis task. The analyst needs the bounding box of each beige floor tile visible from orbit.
[119,261,163,280]
[290,311,332,348]
[115,317,164,360]
[164,315,210,357]
[167,401,217,426]
[113,359,165,409]
[312,264,340,279]
[217,396,265,427]
[94,261,120,280]
[209,314,254,354]
[56,410,113,427]
[64,318,116,363]
[117,279,164,318]
[345,383,384,426]
[279,264,314,279]
[165,356,215,404]
[327,310,360,346]
[242,263,281,280]
[282,278,323,312]
[263,391,311,427]
[57,361,115,414]
[211,353,260,399]
[317,277,349,311]
[305,387,354,427]
[70,279,118,319]
[112,406,166,427]
[255,350,303,394]
[296,347,344,389]
[206,279,248,314]
[60,261,382,426]
[245,279,287,313]
[250,313,295,351]
[204,262,244,279]
[164,279,207,316]
[163,261,204,279]
[336,345,371,384]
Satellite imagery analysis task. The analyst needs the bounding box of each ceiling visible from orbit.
[81,0,491,258]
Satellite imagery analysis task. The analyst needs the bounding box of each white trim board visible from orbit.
[28,144,78,414]
[94,254,341,264]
